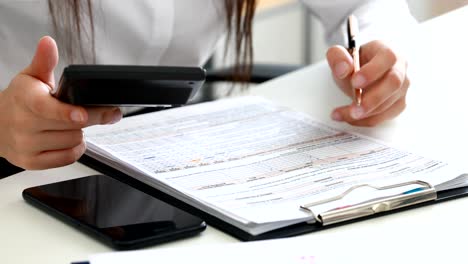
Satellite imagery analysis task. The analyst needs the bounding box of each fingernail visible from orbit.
[352,74,366,88]
[334,62,350,79]
[350,106,365,120]
[331,111,343,121]
[109,109,122,124]
[70,110,85,123]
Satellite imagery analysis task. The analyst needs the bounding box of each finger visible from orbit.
[356,68,407,115]
[331,104,360,123]
[15,111,86,131]
[326,46,355,98]
[330,90,395,123]
[326,45,354,80]
[85,107,122,126]
[27,141,87,170]
[26,130,84,153]
[348,97,407,127]
[33,119,87,131]
[27,106,122,130]
[24,86,89,125]
[366,77,410,117]
[22,36,59,89]
[351,42,400,89]
[331,89,400,124]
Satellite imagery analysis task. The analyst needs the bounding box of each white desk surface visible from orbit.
[2,6,468,264]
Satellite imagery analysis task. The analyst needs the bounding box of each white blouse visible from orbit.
[0,0,416,90]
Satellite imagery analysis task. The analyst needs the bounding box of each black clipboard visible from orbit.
[79,154,468,241]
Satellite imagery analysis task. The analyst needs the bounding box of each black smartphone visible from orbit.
[54,65,206,106]
[22,174,206,250]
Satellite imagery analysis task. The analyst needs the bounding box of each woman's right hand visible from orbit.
[0,36,122,170]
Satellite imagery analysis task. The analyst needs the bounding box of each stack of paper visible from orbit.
[84,96,466,235]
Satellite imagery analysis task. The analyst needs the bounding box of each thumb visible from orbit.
[331,104,366,123]
[22,36,59,90]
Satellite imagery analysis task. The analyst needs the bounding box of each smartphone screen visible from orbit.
[22,174,206,250]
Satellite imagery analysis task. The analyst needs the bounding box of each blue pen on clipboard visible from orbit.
[336,187,426,210]
[319,185,428,214]
[402,187,426,195]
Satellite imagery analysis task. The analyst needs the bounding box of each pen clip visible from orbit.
[347,15,358,50]
[300,180,437,226]
[347,14,362,106]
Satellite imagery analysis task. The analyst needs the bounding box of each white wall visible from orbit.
[252,4,305,65]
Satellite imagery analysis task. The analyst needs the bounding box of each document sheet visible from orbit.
[84,96,464,235]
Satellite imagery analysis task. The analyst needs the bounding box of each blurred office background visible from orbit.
[210,0,467,71]
[202,0,467,100]
[205,0,467,98]
[251,0,468,65]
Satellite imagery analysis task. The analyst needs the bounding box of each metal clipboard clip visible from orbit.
[300,180,437,226]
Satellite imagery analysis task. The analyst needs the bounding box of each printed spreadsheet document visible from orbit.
[84,96,465,235]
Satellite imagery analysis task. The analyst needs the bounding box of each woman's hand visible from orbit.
[326,40,409,127]
[0,36,122,170]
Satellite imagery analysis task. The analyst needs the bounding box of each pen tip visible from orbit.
[355,89,362,106]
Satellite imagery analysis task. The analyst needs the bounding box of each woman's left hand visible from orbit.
[326,40,409,127]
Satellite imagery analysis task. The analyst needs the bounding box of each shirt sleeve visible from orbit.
[300,0,418,46]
